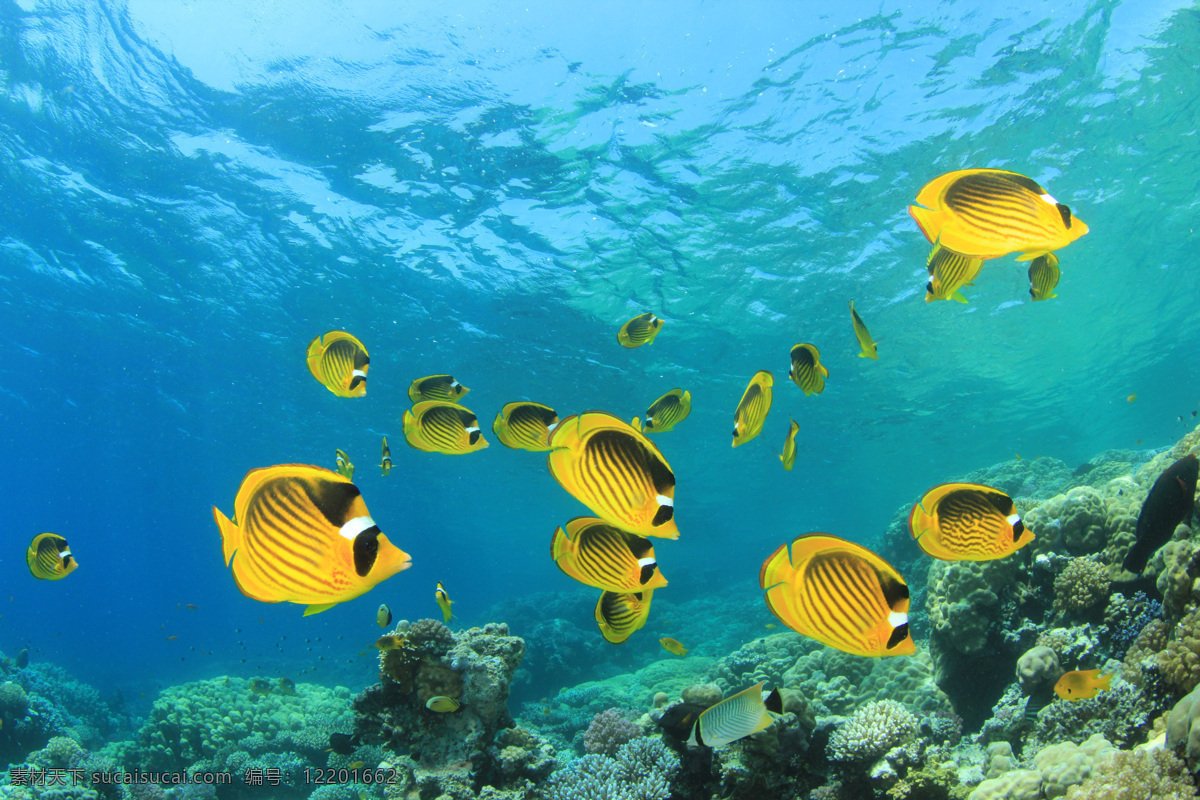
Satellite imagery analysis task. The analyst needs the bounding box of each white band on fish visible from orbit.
[1006,514,1021,525]
[637,558,656,568]
[353,370,367,378]
[888,611,909,628]
[339,515,377,540]
[466,426,480,434]
[656,494,674,507]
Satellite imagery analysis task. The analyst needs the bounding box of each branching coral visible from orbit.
[546,738,679,800]
[827,700,918,763]
[1053,558,1112,615]
[1062,747,1194,800]
[583,708,642,756]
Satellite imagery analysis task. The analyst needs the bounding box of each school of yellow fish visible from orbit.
[31,167,1098,740]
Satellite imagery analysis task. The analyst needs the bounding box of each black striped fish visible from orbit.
[212,464,411,615]
[403,401,488,454]
[779,418,799,471]
[551,516,668,593]
[546,411,679,539]
[639,389,691,433]
[493,401,559,451]
[787,344,828,396]
[686,682,782,748]
[380,437,392,476]
[849,301,878,360]
[617,313,663,348]
[909,168,1089,260]
[759,533,915,658]
[1028,252,1061,301]
[909,483,1031,561]
[594,588,654,644]
[335,449,354,479]
[26,533,77,581]
[408,374,469,403]
[306,331,369,398]
[925,243,984,303]
[426,696,461,713]
[732,371,773,447]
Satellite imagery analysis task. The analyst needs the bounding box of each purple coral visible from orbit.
[583,708,642,756]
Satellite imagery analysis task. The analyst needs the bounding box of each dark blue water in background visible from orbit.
[2,0,1199,706]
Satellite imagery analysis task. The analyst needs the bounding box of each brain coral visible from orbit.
[827,700,918,764]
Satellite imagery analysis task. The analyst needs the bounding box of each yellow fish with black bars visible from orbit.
[403,401,488,454]
[408,374,469,403]
[909,168,1089,261]
[925,243,984,303]
[617,313,663,349]
[306,331,369,398]
[435,581,453,623]
[760,533,915,658]
[849,301,878,359]
[1028,252,1061,301]
[595,589,654,644]
[493,402,559,451]
[426,696,461,713]
[779,417,799,471]
[547,411,679,539]
[908,483,1031,561]
[635,389,691,434]
[732,371,773,447]
[551,516,668,593]
[787,344,827,396]
[379,437,392,476]
[212,464,411,615]
[26,533,78,581]
[335,449,354,480]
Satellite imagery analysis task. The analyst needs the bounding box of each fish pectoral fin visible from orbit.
[950,291,968,303]
[304,602,338,616]
[1015,250,1049,262]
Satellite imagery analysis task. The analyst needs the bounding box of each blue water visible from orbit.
[2,0,1199,705]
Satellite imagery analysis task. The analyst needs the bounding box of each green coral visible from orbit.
[1063,748,1194,800]
[927,559,1017,656]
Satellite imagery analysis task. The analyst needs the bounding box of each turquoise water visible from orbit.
[1,0,1199,704]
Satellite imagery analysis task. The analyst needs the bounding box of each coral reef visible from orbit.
[582,709,642,756]
[1062,747,1194,799]
[545,738,679,800]
[1015,647,1061,694]
[1052,559,1111,617]
[354,622,525,767]
[828,700,919,764]
[1165,683,1200,764]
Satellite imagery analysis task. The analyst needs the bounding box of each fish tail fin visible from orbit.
[213,507,241,567]
[1098,672,1114,690]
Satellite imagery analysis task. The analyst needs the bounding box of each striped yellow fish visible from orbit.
[212,464,411,615]
[546,411,679,540]
[595,589,654,644]
[779,417,799,471]
[759,533,915,658]
[435,581,453,623]
[686,682,782,748]
[732,371,773,447]
[1028,252,1061,301]
[617,313,663,348]
[379,437,392,476]
[426,696,461,713]
[909,168,1089,260]
[26,533,77,581]
[787,344,828,396]
[493,402,559,451]
[849,301,878,360]
[402,401,488,454]
[335,449,355,480]
[925,243,984,303]
[908,483,1031,561]
[407,374,469,403]
[641,389,691,433]
[551,517,668,593]
[306,331,369,398]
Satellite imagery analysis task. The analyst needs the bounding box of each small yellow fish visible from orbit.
[380,437,392,476]
[732,371,773,448]
[435,581,453,623]
[348,761,365,770]
[1127,394,1137,403]
[376,603,392,629]
[426,696,461,713]
[493,402,559,451]
[617,313,663,348]
[26,533,78,581]
[849,301,879,360]
[403,401,488,454]
[764,623,778,630]
[306,331,369,397]
[779,417,799,471]
[1015,453,1022,461]
[787,344,828,396]
[335,449,355,480]
[248,677,273,695]
[1054,669,1113,701]
[1028,252,1061,301]
[659,637,688,657]
[408,375,469,403]
[375,635,406,651]
[925,243,984,303]
[641,389,692,433]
